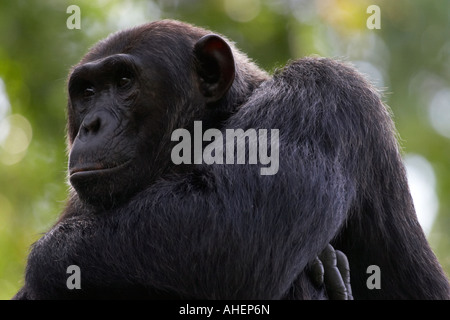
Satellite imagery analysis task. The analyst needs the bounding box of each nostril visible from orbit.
[82,115,101,134]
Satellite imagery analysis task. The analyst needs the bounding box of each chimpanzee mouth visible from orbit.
[69,160,132,178]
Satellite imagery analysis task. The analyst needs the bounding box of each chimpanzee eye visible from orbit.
[83,87,95,98]
[118,77,132,88]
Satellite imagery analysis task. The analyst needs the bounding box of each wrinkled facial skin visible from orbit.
[68,54,137,174]
[67,53,171,208]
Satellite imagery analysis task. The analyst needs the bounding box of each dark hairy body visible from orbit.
[14,20,450,299]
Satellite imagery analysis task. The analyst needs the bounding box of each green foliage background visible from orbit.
[0,0,449,299]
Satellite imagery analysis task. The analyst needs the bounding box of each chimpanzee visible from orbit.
[14,20,449,299]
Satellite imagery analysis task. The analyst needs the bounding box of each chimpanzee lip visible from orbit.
[69,160,132,177]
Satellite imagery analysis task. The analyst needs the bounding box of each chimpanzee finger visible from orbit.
[336,249,353,300]
[309,256,325,287]
[319,244,349,300]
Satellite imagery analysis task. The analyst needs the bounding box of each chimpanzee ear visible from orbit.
[194,34,236,103]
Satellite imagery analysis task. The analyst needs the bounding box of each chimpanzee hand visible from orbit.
[309,244,353,300]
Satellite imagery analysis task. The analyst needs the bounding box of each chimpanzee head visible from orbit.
[66,20,268,207]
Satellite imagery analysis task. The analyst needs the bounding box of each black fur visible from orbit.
[14,20,450,299]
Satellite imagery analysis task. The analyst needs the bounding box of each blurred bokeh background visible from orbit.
[0,0,449,299]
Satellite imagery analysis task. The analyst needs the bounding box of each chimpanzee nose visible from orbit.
[81,114,101,135]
